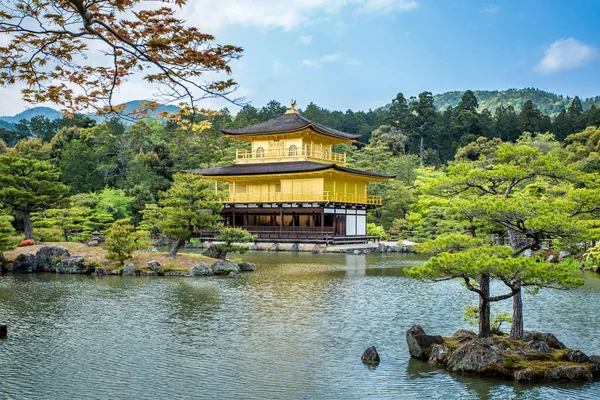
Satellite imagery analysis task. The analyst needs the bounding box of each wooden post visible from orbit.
[280,207,283,235]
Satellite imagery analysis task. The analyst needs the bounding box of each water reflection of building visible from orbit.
[189,102,394,244]
[345,254,367,276]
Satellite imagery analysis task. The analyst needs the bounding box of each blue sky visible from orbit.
[1,0,598,115]
[183,0,600,112]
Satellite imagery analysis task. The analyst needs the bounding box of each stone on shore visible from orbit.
[147,260,162,273]
[187,264,213,276]
[527,340,551,354]
[514,368,535,382]
[544,365,592,381]
[92,267,107,276]
[12,253,37,273]
[588,355,600,377]
[202,244,224,259]
[122,263,135,276]
[0,324,7,338]
[429,344,450,366]
[567,349,590,363]
[446,338,505,373]
[212,260,240,275]
[291,243,300,253]
[406,324,444,360]
[361,346,380,365]
[238,262,256,272]
[36,245,69,272]
[451,329,477,343]
[228,271,241,279]
[523,331,566,349]
[55,256,87,274]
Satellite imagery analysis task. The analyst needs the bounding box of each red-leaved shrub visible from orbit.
[18,239,35,247]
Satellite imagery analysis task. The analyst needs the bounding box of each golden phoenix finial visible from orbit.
[290,99,297,110]
[286,99,299,114]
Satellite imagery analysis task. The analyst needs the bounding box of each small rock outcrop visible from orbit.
[361,346,380,365]
[12,253,37,273]
[187,264,213,276]
[147,260,162,273]
[523,331,566,349]
[588,355,600,377]
[567,349,590,363]
[527,340,551,354]
[0,324,7,338]
[544,365,592,381]
[406,324,444,360]
[122,263,135,276]
[238,262,256,272]
[429,344,450,365]
[212,260,240,275]
[36,245,69,272]
[291,243,300,253]
[202,244,224,259]
[228,271,241,279]
[451,329,477,344]
[446,338,505,373]
[514,368,535,382]
[55,256,86,274]
[92,267,107,276]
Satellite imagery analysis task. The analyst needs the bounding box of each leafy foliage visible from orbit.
[104,219,136,266]
[216,228,255,259]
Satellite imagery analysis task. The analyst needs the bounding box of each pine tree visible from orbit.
[104,219,136,266]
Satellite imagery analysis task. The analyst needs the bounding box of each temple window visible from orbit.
[288,145,297,156]
[256,147,264,158]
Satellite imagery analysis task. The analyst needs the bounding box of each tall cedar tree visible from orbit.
[159,173,222,256]
[0,156,68,239]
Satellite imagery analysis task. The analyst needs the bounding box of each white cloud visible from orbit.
[183,0,418,32]
[298,35,313,45]
[300,52,360,68]
[480,3,500,14]
[358,0,418,14]
[535,38,599,74]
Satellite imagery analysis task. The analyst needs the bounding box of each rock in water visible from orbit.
[514,368,535,382]
[291,243,300,253]
[212,260,240,275]
[187,264,213,276]
[527,340,551,354]
[92,267,107,276]
[0,324,7,338]
[228,271,241,279]
[588,355,600,378]
[429,344,450,366]
[451,329,477,344]
[544,365,592,381]
[406,324,444,360]
[202,244,224,259]
[12,253,37,273]
[147,260,162,273]
[567,349,590,363]
[523,331,566,349]
[446,338,505,373]
[361,346,380,365]
[55,256,86,274]
[122,263,135,276]
[238,262,256,272]
[36,245,69,272]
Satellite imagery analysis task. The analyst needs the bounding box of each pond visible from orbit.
[0,252,599,399]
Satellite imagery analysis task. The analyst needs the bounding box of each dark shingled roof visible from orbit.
[222,113,360,140]
[186,161,395,179]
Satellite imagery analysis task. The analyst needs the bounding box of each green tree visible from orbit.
[32,206,91,242]
[93,188,135,220]
[159,173,222,256]
[104,219,137,266]
[216,228,255,259]
[0,212,15,258]
[0,156,68,239]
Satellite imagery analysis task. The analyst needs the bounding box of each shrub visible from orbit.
[367,223,388,239]
[104,219,137,266]
[18,239,35,247]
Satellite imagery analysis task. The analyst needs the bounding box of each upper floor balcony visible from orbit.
[222,191,382,205]
[235,147,347,165]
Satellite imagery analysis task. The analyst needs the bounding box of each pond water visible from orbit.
[0,252,599,399]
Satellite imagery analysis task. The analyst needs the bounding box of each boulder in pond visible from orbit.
[567,349,589,363]
[450,329,477,344]
[291,243,300,253]
[446,338,505,373]
[523,331,565,350]
[228,271,241,279]
[361,346,380,365]
[429,344,450,366]
[122,263,135,276]
[527,340,551,354]
[187,264,213,276]
[212,260,240,275]
[147,260,162,273]
[55,256,86,274]
[12,253,37,273]
[588,355,600,378]
[238,262,256,272]
[406,324,444,360]
[543,365,592,381]
[36,245,69,272]
[92,267,107,276]
[0,324,7,338]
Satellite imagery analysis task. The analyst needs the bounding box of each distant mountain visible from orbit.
[433,88,600,117]
[0,106,62,124]
[0,100,182,126]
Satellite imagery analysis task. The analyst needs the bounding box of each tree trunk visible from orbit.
[419,135,424,166]
[23,212,33,240]
[63,229,68,242]
[506,227,519,249]
[510,288,524,340]
[168,238,184,256]
[478,273,491,338]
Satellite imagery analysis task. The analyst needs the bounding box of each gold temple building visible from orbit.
[192,104,394,243]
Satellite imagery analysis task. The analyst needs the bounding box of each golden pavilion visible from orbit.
[192,102,394,243]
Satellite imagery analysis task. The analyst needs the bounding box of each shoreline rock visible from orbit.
[406,325,597,383]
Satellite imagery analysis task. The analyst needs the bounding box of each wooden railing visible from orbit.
[222,191,382,205]
[236,148,346,165]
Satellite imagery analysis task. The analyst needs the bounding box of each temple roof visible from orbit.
[186,161,394,179]
[222,113,360,141]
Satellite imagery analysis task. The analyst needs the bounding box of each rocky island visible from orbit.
[406,324,600,382]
